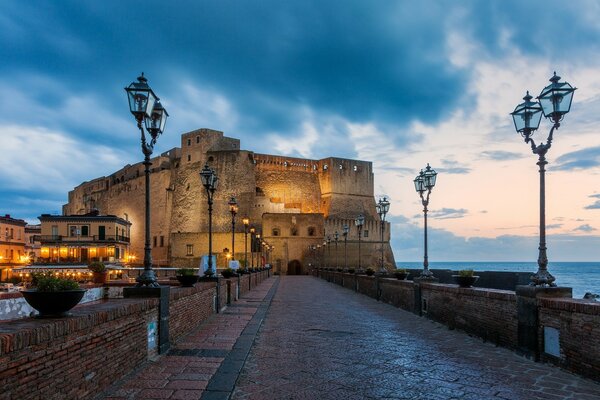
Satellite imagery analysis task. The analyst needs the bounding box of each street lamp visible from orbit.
[376,196,391,274]
[125,73,168,287]
[334,231,339,269]
[316,244,321,268]
[342,224,349,270]
[243,218,249,270]
[200,164,219,276]
[249,227,256,268]
[414,164,437,279]
[326,235,331,269]
[511,72,576,286]
[228,197,238,263]
[355,214,365,272]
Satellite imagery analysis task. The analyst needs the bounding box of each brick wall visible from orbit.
[379,279,415,312]
[421,283,517,348]
[169,282,216,342]
[0,299,158,399]
[538,298,600,381]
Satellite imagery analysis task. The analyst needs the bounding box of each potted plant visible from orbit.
[88,261,107,284]
[176,268,199,287]
[22,273,86,317]
[221,268,236,279]
[393,268,409,280]
[365,267,375,276]
[453,269,479,288]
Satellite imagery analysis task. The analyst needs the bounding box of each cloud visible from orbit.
[585,201,600,210]
[555,146,600,171]
[429,208,468,219]
[574,224,596,232]
[480,150,525,161]
[546,224,563,230]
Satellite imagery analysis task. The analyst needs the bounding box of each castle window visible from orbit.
[291,227,298,236]
[353,165,358,172]
[307,227,316,236]
[284,161,288,167]
[187,155,191,162]
[339,164,343,169]
[187,138,191,146]
[272,228,280,237]
[153,236,157,247]
[323,165,328,170]
[196,136,200,143]
[208,156,214,162]
[186,244,194,256]
[160,236,164,247]
[363,230,369,238]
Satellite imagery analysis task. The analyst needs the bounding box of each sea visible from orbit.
[396,261,600,299]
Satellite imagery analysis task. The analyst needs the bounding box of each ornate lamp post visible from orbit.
[342,224,349,270]
[414,164,437,279]
[242,218,249,270]
[125,73,168,287]
[316,244,321,268]
[334,231,339,269]
[249,227,256,268]
[326,235,331,269]
[355,214,365,272]
[511,72,576,286]
[200,164,219,276]
[376,197,391,274]
[228,197,238,263]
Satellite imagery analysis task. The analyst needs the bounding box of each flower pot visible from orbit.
[452,275,479,288]
[176,275,199,287]
[22,289,87,317]
[92,272,107,284]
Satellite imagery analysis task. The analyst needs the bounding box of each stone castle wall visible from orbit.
[63,128,396,270]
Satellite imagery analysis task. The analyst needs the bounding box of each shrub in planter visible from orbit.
[393,268,409,280]
[452,269,479,288]
[365,268,375,276]
[88,261,107,284]
[176,268,199,287]
[22,273,86,317]
[221,268,236,279]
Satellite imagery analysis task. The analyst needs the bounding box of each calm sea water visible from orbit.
[396,261,600,299]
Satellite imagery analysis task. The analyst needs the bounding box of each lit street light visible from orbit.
[125,73,168,287]
[342,224,349,271]
[511,72,576,286]
[414,164,437,279]
[243,218,249,270]
[228,197,238,264]
[355,214,365,272]
[376,197,390,274]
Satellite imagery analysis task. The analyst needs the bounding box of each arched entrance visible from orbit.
[287,259,303,275]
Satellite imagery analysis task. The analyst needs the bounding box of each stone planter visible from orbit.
[452,275,479,288]
[22,289,87,317]
[176,275,199,287]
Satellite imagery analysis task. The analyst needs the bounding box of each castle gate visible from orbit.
[287,259,303,275]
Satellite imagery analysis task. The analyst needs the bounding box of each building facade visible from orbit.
[38,211,131,264]
[0,215,27,268]
[63,128,395,274]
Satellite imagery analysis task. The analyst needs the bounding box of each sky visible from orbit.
[1,1,600,262]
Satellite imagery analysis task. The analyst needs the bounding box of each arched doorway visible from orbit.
[287,259,303,275]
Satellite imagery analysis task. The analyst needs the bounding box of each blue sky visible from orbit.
[2,1,600,261]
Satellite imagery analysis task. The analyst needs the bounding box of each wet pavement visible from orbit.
[104,276,600,399]
[231,276,600,400]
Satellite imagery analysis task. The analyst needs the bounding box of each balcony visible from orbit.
[36,235,131,244]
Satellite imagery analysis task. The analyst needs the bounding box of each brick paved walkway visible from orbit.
[105,276,600,400]
[232,276,600,400]
[103,277,278,400]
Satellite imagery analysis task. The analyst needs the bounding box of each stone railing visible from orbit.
[315,270,600,382]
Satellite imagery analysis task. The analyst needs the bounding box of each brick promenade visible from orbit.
[105,276,600,399]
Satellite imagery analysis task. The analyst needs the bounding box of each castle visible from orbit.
[63,128,395,274]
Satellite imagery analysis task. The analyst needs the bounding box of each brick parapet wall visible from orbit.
[379,278,415,312]
[0,299,158,399]
[538,297,600,381]
[420,283,518,348]
[169,282,216,343]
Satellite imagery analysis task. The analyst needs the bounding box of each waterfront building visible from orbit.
[24,224,41,262]
[0,215,27,280]
[37,211,132,264]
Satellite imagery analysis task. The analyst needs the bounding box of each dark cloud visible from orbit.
[546,224,563,230]
[555,146,600,171]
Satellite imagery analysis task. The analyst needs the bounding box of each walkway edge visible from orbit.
[200,276,280,400]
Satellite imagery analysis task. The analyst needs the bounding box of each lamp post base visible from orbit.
[530,269,556,287]
[419,269,436,279]
[136,269,160,287]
